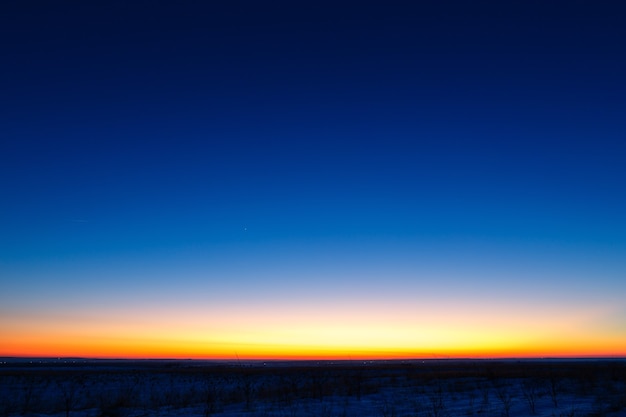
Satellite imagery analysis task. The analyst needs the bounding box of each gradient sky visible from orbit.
[1,1,625,359]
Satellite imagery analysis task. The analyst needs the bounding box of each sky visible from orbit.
[1,1,625,359]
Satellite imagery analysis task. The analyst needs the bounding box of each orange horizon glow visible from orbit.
[4,329,625,361]
[3,295,626,362]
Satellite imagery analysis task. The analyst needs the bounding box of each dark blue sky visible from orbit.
[1,1,626,358]
[3,1,625,260]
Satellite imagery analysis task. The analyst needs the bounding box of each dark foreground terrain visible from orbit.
[1,358,625,417]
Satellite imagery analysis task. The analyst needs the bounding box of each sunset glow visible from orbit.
[3,272,625,359]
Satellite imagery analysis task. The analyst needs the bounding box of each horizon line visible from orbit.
[3,355,626,362]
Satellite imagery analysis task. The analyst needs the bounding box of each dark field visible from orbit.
[1,359,625,417]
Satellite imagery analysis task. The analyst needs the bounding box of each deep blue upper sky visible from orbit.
[1,1,625,264]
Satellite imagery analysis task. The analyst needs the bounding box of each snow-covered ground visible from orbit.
[1,359,625,417]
